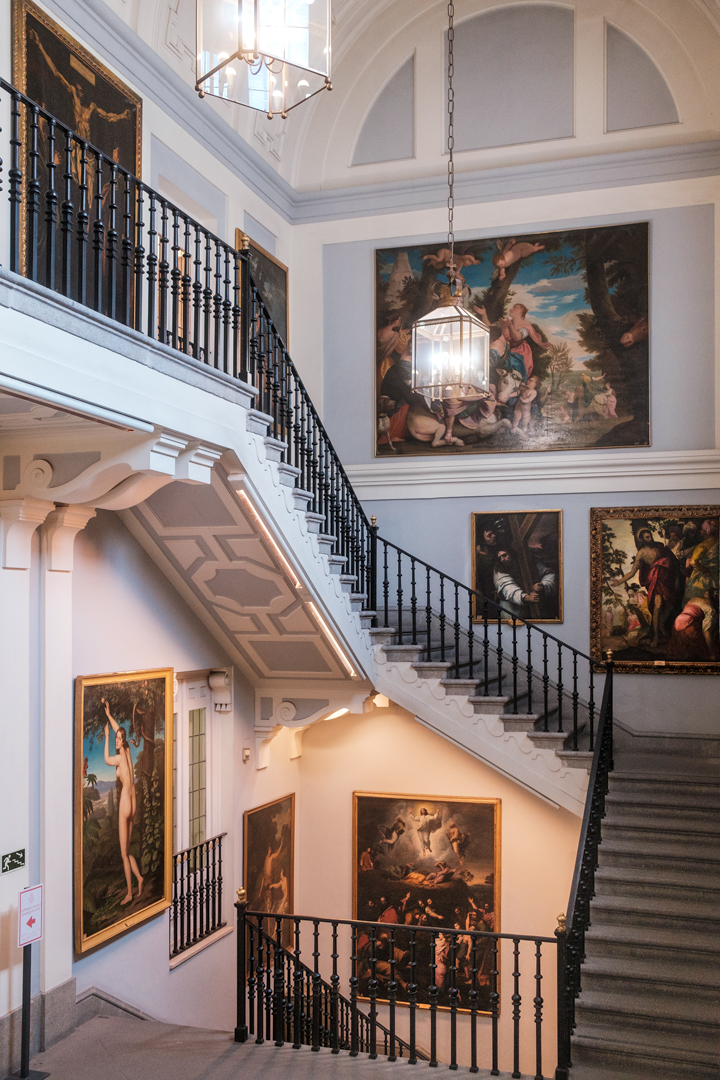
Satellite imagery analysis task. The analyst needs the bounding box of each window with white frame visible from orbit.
[173,674,224,852]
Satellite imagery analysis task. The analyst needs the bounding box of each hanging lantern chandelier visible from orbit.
[411,3,490,415]
[196,0,332,119]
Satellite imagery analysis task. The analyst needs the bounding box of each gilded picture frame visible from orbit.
[353,792,501,1014]
[590,506,720,673]
[74,668,173,954]
[244,793,294,945]
[236,228,289,345]
[375,222,649,457]
[12,0,142,177]
[471,510,563,623]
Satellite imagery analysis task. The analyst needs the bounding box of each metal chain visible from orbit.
[447,1,455,274]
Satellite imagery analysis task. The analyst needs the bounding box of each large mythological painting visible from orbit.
[591,507,720,673]
[13,0,142,176]
[375,223,649,456]
[74,670,173,954]
[236,229,289,344]
[353,793,500,1012]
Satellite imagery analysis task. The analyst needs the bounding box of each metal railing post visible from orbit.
[235,887,249,1043]
[555,914,570,1080]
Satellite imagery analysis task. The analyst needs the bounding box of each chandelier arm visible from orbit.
[195,48,243,89]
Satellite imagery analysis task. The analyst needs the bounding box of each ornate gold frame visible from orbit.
[352,791,501,1015]
[590,505,720,673]
[236,228,289,342]
[74,668,173,954]
[243,793,295,914]
[12,0,142,177]
[471,509,563,623]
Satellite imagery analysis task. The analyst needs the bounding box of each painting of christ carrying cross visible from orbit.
[471,510,563,623]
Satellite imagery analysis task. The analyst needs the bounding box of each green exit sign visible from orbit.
[2,849,25,874]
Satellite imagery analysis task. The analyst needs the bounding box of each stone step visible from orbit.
[337,574,357,594]
[368,626,396,646]
[602,810,720,837]
[411,661,454,679]
[467,695,508,715]
[583,922,720,964]
[571,1030,720,1080]
[358,610,376,630]
[575,986,719,1030]
[608,773,720,800]
[291,487,313,512]
[580,955,720,1002]
[605,789,720,814]
[601,819,720,851]
[587,893,720,934]
[382,643,425,663]
[304,510,325,534]
[594,864,720,902]
[599,838,720,874]
[316,532,336,556]
[326,553,347,575]
[438,678,481,696]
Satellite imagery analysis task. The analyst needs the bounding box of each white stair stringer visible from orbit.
[371,647,589,816]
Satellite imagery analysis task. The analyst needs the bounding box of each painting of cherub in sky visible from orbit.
[74,669,173,953]
[375,223,649,456]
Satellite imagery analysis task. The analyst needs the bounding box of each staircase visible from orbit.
[570,747,720,1080]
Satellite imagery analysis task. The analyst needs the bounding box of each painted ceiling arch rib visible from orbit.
[351,54,415,166]
[450,4,575,152]
[605,22,679,132]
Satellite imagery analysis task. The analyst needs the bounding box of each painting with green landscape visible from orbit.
[74,669,173,953]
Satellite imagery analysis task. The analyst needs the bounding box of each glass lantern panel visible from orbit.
[250,0,331,77]
[412,306,490,402]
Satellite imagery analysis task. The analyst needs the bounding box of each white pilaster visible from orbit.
[39,506,95,998]
[0,498,54,1018]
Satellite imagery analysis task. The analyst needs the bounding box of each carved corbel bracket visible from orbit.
[42,504,97,572]
[0,497,55,569]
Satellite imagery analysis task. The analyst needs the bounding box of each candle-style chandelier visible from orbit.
[196,0,331,119]
[411,3,490,414]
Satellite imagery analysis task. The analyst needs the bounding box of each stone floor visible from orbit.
[26,1015,519,1079]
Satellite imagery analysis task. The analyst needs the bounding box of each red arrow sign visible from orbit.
[27,917,36,928]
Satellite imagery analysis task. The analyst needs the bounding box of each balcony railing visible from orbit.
[170,833,226,957]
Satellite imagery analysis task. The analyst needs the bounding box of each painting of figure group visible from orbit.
[472,511,562,622]
[354,794,500,1012]
[375,223,649,456]
[592,508,720,671]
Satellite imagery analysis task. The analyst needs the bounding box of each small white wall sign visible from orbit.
[18,884,43,947]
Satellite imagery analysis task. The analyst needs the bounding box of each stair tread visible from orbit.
[582,955,720,989]
[572,1028,720,1065]
[585,921,720,951]
[603,815,720,834]
[606,791,720,809]
[577,989,720,1026]
[599,836,720,860]
[589,893,720,918]
[595,865,720,891]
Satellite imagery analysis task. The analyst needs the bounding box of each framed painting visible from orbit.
[353,792,500,1013]
[74,669,173,954]
[244,793,294,944]
[236,229,288,344]
[375,223,649,457]
[13,0,142,176]
[472,511,563,623]
[590,506,720,673]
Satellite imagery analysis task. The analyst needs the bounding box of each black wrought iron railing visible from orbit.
[170,833,226,957]
[235,900,564,1077]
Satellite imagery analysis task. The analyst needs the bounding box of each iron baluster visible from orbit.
[247,922,256,1038]
[146,191,157,337]
[387,928,397,1061]
[425,566,432,660]
[439,575,446,662]
[588,668,595,751]
[410,558,418,645]
[512,938,522,1078]
[311,920,321,1051]
[121,171,133,325]
[203,231,213,364]
[133,181,145,330]
[232,251,241,376]
[106,161,118,320]
[213,242,222,370]
[59,127,73,296]
[330,922,340,1054]
[255,919,265,1042]
[496,612,503,697]
[408,929,418,1065]
[292,918,303,1049]
[453,583,460,678]
[368,924,378,1059]
[483,599,490,695]
[469,934,478,1074]
[534,940,544,1080]
[468,591,475,680]
[557,643,564,733]
[526,623,533,715]
[572,652,579,750]
[490,936,500,1075]
[222,246,232,373]
[429,932,438,1067]
[46,119,58,291]
[349,924,359,1057]
[158,199,169,342]
[26,104,40,282]
[448,932,458,1070]
[171,854,179,956]
[273,917,285,1045]
[169,207,180,349]
[542,635,550,731]
[181,214,192,353]
[234,890,248,1042]
[9,91,22,273]
[396,548,403,644]
[191,224,202,358]
[511,618,519,713]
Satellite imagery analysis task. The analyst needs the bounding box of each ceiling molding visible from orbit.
[29,1,720,226]
[345,449,720,501]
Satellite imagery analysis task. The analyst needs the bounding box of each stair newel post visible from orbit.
[410,557,418,646]
[605,650,614,769]
[408,928,418,1065]
[234,888,249,1043]
[349,923,359,1056]
[368,516,378,619]
[273,916,285,1045]
[439,575,446,663]
[382,541,390,628]
[247,919,257,1038]
[554,913,570,1080]
[587,666,595,751]
[238,236,250,382]
[425,566,432,659]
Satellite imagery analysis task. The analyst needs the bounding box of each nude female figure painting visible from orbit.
[244,795,294,947]
[375,222,649,457]
[75,669,173,953]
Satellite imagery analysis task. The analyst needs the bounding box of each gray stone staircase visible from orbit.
[570,756,720,1080]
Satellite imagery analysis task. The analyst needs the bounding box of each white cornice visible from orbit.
[30,0,720,225]
[345,449,720,500]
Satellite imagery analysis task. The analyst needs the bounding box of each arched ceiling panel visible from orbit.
[606,22,679,131]
[352,55,415,166]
